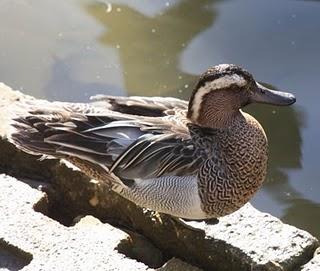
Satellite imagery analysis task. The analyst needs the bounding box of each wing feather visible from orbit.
[10,95,219,184]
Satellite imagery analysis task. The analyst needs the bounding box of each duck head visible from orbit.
[187,64,296,128]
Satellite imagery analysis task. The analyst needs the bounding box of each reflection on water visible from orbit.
[283,198,320,236]
[85,0,221,97]
[45,56,124,101]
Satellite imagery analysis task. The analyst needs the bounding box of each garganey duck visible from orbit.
[8,64,296,220]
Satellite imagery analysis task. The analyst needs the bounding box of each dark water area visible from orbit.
[0,0,319,237]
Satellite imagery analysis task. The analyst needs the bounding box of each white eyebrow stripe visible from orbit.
[211,74,247,89]
[190,74,247,121]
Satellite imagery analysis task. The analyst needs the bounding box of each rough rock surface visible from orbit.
[0,83,319,271]
[300,248,320,271]
[0,174,150,271]
[0,174,201,271]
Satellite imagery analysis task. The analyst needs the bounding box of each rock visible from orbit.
[0,174,150,271]
[185,206,318,271]
[300,248,320,271]
[0,174,199,271]
[0,83,319,271]
[159,258,202,271]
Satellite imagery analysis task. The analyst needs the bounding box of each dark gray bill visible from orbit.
[250,82,296,106]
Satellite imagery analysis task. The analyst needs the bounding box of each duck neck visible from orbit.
[195,109,242,129]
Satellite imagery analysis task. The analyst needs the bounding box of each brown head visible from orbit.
[187,64,296,128]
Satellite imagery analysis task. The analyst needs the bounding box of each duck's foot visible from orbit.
[205,217,219,225]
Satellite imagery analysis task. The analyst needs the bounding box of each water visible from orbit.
[0,0,319,237]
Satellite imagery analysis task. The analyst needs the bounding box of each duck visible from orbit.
[8,64,296,220]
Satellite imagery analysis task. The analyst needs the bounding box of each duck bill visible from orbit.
[250,83,296,106]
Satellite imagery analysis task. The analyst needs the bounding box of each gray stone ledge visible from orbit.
[0,174,150,271]
[0,174,201,271]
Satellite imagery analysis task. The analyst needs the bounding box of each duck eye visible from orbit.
[260,88,266,94]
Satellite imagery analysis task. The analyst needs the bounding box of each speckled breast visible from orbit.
[197,112,268,218]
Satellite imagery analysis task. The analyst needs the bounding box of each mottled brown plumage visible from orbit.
[8,64,296,219]
[196,113,268,217]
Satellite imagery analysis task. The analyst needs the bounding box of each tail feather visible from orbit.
[8,106,137,174]
[10,113,108,162]
[8,111,121,185]
[10,116,59,156]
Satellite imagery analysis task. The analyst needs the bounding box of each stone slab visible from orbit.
[186,205,318,270]
[0,174,151,271]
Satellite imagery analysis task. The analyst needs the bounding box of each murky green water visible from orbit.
[0,0,319,237]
